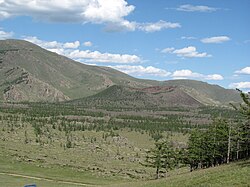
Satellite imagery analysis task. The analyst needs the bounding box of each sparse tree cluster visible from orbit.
[143,139,180,179]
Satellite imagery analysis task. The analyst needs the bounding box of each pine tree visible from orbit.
[143,139,175,179]
[161,140,175,177]
[187,129,203,171]
[231,89,250,159]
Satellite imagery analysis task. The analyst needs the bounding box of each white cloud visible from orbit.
[0,0,180,33]
[235,67,250,75]
[176,4,218,12]
[201,36,230,43]
[172,70,201,79]
[163,46,211,58]
[105,20,180,32]
[161,47,175,53]
[25,36,62,50]
[111,65,171,77]
[205,74,224,80]
[173,46,211,58]
[24,36,141,64]
[172,69,223,80]
[83,41,93,47]
[68,50,141,63]
[111,67,223,80]
[181,36,196,40]
[83,0,134,23]
[229,82,250,89]
[104,20,137,32]
[63,41,80,49]
[24,36,80,51]
[0,0,134,23]
[0,29,14,39]
[137,20,181,32]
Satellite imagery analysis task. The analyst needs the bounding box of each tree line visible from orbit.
[144,90,250,178]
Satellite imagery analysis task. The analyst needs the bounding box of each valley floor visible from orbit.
[0,103,248,187]
[0,157,249,187]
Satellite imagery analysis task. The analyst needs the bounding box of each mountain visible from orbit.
[0,39,157,102]
[71,82,240,108]
[71,85,203,108]
[0,39,241,106]
[162,80,241,106]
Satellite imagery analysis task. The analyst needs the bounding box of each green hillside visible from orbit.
[1,153,249,187]
[109,159,250,187]
[0,39,241,105]
[0,39,157,101]
[72,85,202,108]
[163,80,241,105]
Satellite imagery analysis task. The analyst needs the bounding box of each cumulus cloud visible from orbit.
[104,20,137,32]
[201,36,230,43]
[111,66,223,80]
[172,69,223,80]
[229,82,250,89]
[68,50,141,63]
[205,74,224,80]
[83,41,93,47]
[172,70,202,79]
[24,36,141,64]
[0,0,134,23]
[0,0,180,32]
[235,67,250,75]
[0,29,14,39]
[111,65,171,77]
[176,4,218,12]
[24,36,80,51]
[63,41,80,48]
[162,46,211,58]
[173,46,211,58]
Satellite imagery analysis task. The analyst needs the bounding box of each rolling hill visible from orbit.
[71,85,203,108]
[0,39,241,106]
[0,39,157,102]
[163,79,241,106]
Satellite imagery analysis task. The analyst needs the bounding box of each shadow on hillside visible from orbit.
[235,159,250,167]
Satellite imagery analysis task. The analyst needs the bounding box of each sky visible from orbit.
[0,0,249,91]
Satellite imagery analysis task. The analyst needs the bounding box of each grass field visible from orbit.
[0,103,248,187]
[0,154,127,187]
[108,159,250,187]
[0,157,249,187]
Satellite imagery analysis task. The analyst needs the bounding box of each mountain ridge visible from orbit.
[0,39,241,106]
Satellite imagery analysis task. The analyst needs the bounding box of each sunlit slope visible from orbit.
[0,39,240,105]
[163,79,241,105]
[0,39,157,101]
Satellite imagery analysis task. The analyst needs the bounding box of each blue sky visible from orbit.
[0,0,249,90]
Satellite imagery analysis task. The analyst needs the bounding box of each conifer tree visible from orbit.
[143,139,175,179]
[231,89,250,158]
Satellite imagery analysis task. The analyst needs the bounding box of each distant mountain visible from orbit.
[71,83,241,108]
[71,85,203,108]
[0,39,241,106]
[163,80,241,106]
[0,39,157,102]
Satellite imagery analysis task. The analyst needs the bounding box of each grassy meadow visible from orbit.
[0,102,249,186]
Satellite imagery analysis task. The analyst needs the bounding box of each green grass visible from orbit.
[0,154,125,186]
[1,155,249,187]
[0,100,248,187]
[108,159,250,187]
[0,174,88,187]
